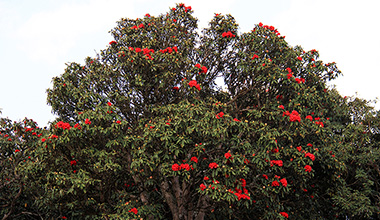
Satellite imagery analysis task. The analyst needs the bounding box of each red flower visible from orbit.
[172,86,179,91]
[145,13,150,17]
[270,160,283,167]
[74,123,81,129]
[286,67,292,73]
[278,105,284,109]
[233,118,240,122]
[307,143,313,147]
[222,31,236,38]
[191,157,198,163]
[305,152,315,161]
[116,120,121,124]
[201,66,208,73]
[297,56,302,61]
[276,95,283,100]
[215,111,224,119]
[109,41,117,45]
[297,146,302,152]
[305,115,313,121]
[188,80,197,88]
[280,212,289,218]
[262,174,268,179]
[129,208,138,214]
[131,25,138,30]
[200,183,206,191]
[287,72,293,79]
[70,160,77,166]
[56,121,72,130]
[272,180,280,187]
[252,54,259,59]
[138,23,144,29]
[172,163,180,171]
[225,152,232,159]
[209,162,218,169]
[85,119,91,125]
[280,178,288,187]
[62,217,67,219]
[185,6,192,12]
[195,84,201,91]
[180,163,190,171]
[15,149,20,153]
[107,102,112,106]
[204,176,209,181]
[304,165,312,172]
[259,22,263,27]
[195,63,201,68]
[289,110,301,122]
[41,138,46,142]
[173,46,178,52]
[135,48,142,53]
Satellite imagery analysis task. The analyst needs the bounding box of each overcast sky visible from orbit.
[1,0,379,126]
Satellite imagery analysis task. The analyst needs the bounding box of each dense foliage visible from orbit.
[1,4,379,220]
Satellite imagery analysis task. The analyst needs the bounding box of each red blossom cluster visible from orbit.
[289,111,301,122]
[258,22,282,36]
[129,208,138,214]
[131,23,145,30]
[188,80,201,91]
[224,152,232,159]
[215,111,224,119]
[172,163,192,171]
[280,212,289,218]
[295,77,305,84]
[74,123,81,129]
[305,115,313,121]
[222,31,236,38]
[305,152,315,161]
[252,54,259,60]
[56,121,72,130]
[228,178,250,200]
[304,165,312,172]
[314,117,324,127]
[190,156,198,163]
[270,160,283,167]
[195,63,208,74]
[109,41,117,45]
[85,119,91,125]
[200,183,207,191]
[282,110,301,123]
[159,46,178,54]
[209,162,218,169]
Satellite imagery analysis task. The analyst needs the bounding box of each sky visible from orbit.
[1,0,379,126]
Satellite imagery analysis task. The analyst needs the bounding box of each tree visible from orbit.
[2,3,379,220]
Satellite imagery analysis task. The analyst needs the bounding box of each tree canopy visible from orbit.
[1,3,380,220]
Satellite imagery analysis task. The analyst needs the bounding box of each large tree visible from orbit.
[1,3,379,220]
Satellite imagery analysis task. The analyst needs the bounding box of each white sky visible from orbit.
[1,0,379,126]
